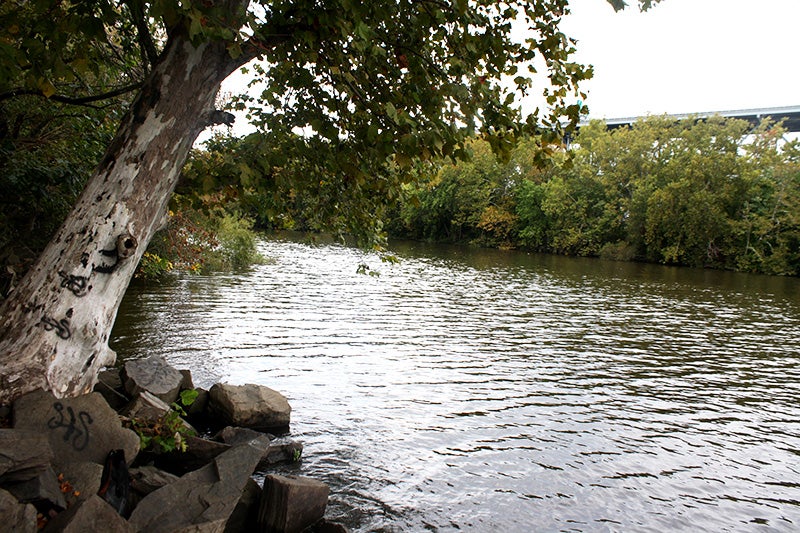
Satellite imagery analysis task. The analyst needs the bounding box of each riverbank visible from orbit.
[0,355,345,532]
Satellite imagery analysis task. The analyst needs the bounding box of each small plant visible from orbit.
[128,389,199,453]
[135,252,174,280]
[177,388,199,409]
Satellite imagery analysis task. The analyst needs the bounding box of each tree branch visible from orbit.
[125,0,160,68]
[0,83,142,108]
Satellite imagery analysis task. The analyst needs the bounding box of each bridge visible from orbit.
[581,104,800,132]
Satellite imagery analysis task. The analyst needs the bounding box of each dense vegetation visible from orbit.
[3,110,797,287]
[0,94,263,288]
[179,115,798,277]
[386,116,800,276]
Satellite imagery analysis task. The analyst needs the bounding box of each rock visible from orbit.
[42,494,133,533]
[122,391,172,422]
[0,428,54,483]
[150,436,231,476]
[215,427,303,467]
[262,437,304,467]
[184,387,209,420]
[94,368,129,410]
[305,519,350,533]
[57,461,105,508]
[121,355,183,404]
[122,390,195,434]
[179,369,195,390]
[4,465,66,515]
[12,389,139,468]
[224,477,261,533]
[0,488,38,533]
[128,434,271,533]
[215,426,272,446]
[208,383,291,432]
[214,426,302,469]
[129,465,179,496]
[258,475,329,533]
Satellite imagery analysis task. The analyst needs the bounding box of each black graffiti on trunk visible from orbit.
[94,247,120,274]
[47,402,93,451]
[58,271,90,297]
[39,315,71,339]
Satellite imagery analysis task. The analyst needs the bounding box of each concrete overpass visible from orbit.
[582,105,800,132]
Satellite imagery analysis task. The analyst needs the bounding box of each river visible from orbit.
[110,236,800,532]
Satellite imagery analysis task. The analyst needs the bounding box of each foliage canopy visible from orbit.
[0,0,662,286]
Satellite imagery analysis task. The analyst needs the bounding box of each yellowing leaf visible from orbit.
[39,79,56,98]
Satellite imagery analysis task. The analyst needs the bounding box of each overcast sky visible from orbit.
[560,0,800,119]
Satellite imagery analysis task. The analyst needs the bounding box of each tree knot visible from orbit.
[116,233,138,259]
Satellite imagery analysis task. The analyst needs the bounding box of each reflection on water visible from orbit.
[111,237,800,532]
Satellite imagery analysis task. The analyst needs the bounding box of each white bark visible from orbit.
[0,31,243,404]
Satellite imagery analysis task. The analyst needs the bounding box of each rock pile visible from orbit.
[0,356,345,533]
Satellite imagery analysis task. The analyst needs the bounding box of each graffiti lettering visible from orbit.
[58,271,90,297]
[94,247,119,274]
[47,402,93,451]
[39,316,71,339]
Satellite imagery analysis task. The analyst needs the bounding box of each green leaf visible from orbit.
[227,42,242,60]
[385,102,398,123]
[180,388,199,407]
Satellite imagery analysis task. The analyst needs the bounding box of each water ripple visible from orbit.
[111,237,800,532]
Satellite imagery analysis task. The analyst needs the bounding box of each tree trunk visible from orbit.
[0,31,242,404]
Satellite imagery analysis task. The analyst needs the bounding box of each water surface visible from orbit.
[111,237,800,532]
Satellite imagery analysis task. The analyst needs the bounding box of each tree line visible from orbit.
[386,116,800,276]
[137,114,800,278]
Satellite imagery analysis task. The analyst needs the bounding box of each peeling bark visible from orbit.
[0,29,244,404]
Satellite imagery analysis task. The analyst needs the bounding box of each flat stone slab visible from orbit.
[214,426,301,469]
[12,390,139,468]
[128,434,271,533]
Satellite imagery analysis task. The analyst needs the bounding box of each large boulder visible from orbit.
[120,355,185,404]
[128,434,271,533]
[258,475,330,533]
[12,390,139,468]
[0,428,54,483]
[208,383,291,432]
